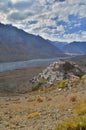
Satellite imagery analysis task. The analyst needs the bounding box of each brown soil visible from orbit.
[0,83,86,130]
[0,65,46,96]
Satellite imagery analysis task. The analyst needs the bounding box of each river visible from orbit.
[0,58,59,72]
[0,56,75,72]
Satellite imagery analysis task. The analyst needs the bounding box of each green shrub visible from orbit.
[32,82,43,91]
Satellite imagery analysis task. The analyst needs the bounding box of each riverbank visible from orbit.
[0,58,59,72]
[0,65,47,96]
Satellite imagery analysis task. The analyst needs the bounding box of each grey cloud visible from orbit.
[28,20,38,25]
[12,0,41,12]
[13,1,33,10]
[57,0,65,2]
[0,0,9,3]
[7,11,28,21]
[0,0,18,16]
[7,1,14,9]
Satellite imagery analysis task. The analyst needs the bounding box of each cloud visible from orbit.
[13,0,35,10]
[63,31,86,42]
[28,20,38,25]
[74,23,81,27]
[7,11,28,21]
[0,0,86,42]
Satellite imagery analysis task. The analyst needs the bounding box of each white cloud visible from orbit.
[0,0,86,42]
[63,31,86,42]
[81,31,86,40]
[11,0,28,4]
[74,23,81,27]
[11,0,17,4]
[56,25,65,34]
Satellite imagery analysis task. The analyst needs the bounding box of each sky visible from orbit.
[0,0,86,42]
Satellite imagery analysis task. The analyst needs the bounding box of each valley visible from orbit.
[0,0,86,129]
[0,24,86,130]
[0,57,86,130]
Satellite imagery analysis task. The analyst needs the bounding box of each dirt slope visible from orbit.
[0,81,86,130]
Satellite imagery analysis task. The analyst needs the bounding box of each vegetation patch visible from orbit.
[70,95,77,102]
[72,78,80,84]
[27,112,41,119]
[73,101,86,115]
[32,82,44,91]
[81,75,86,81]
[55,116,86,130]
[45,85,58,92]
[57,80,68,89]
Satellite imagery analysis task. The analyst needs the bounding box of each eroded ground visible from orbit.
[0,84,86,130]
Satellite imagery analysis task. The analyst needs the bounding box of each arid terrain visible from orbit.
[0,65,47,96]
[0,1,86,130]
[0,80,86,130]
[0,59,86,130]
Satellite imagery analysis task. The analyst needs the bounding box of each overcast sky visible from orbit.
[0,0,86,42]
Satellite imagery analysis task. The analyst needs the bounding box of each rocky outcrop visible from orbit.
[31,59,84,88]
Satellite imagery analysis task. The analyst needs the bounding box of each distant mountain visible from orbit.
[0,23,65,62]
[70,54,86,70]
[62,41,86,54]
[49,41,67,49]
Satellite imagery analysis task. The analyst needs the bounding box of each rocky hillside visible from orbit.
[31,59,84,90]
[0,67,86,130]
[0,60,86,130]
[0,23,65,62]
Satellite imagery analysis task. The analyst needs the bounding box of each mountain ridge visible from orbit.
[0,23,65,62]
[62,41,86,54]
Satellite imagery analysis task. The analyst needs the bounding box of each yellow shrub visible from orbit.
[81,75,86,80]
[46,85,57,92]
[74,101,86,115]
[55,116,86,130]
[27,112,40,119]
[72,78,80,84]
[58,80,68,89]
[45,80,68,92]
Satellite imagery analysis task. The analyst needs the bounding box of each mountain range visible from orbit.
[0,23,65,62]
[61,41,86,55]
[49,41,67,49]
[51,41,86,55]
[0,23,86,63]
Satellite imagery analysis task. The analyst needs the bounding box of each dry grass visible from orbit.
[73,100,86,115]
[55,116,86,130]
[70,96,77,102]
[72,78,80,84]
[81,75,86,80]
[27,112,41,119]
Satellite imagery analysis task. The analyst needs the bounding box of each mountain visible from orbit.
[0,23,65,62]
[62,41,86,54]
[49,41,67,49]
[70,54,86,70]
